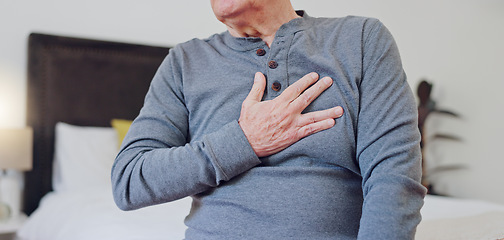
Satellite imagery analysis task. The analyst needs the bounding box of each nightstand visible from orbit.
[0,214,27,240]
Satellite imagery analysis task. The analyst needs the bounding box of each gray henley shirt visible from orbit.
[112,12,426,239]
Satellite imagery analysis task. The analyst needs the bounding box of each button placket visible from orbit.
[264,34,292,98]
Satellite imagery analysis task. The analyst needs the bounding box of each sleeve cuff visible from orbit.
[204,120,261,181]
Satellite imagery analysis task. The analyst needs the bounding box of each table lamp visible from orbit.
[0,128,33,220]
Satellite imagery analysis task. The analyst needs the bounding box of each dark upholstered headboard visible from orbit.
[24,33,170,215]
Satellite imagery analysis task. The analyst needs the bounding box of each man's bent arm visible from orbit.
[356,19,426,239]
[111,55,261,210]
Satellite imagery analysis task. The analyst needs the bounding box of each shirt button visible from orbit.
[268,60,278,69]
[271,81,282,92]
[256,48,266,56]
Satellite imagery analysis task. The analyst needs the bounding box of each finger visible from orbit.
[278,72,319,102]
[297,118,336,139]
[298,106,344,127]
[290,76,333,110]
[244,72,267,103]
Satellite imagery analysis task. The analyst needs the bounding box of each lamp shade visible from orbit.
[0,128,33,170]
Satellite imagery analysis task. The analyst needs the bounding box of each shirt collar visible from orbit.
[222,10,312,51]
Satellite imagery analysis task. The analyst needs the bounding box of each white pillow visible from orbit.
[52,122,118,192]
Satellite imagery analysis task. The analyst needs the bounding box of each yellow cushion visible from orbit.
[110,119,133,148]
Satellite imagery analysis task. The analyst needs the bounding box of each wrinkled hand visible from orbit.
[239,72,344,157]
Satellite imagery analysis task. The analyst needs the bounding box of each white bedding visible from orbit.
[417,195,504,240]
[17,123,192,240]
[17,187,192,240]
[17,191,504,240]
[16,123,504,239]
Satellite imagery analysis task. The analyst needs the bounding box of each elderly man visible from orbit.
[111,0,426,239]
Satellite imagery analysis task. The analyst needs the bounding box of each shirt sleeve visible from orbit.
[111,50,261,211]
[356,19,427,239]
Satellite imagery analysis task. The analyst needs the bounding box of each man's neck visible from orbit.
[223,5,300,47]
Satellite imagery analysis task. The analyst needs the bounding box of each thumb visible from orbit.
[245,72,266,102]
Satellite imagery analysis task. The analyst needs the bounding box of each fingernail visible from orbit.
[310,72,318,79]
[335,106,343,116]
[323,77,333,85]
[254,72,262,82]
[327,118,336,126]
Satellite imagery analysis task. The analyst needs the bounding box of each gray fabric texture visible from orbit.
[112,12,426,239]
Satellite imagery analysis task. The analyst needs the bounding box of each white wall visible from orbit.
[1,0,503,204]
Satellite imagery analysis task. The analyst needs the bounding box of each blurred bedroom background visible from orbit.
[0,0,503,206]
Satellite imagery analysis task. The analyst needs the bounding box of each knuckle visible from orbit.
[301,93,313,105]
[251,88,260,96]
[305,126,316,137]
[299,125,314,137]
[295,85,303,95]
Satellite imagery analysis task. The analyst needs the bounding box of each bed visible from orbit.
[16,33,504,240]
